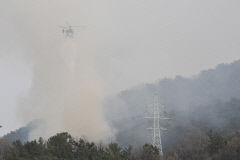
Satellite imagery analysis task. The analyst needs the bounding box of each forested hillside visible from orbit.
[104,60,240,148]
[3,120,39,143]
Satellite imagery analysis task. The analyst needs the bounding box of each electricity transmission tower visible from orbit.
[145,95,170,156]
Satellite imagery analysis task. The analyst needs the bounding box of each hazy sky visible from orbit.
[1,0,240,135]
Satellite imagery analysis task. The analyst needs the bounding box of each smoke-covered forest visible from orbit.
[2,1,240,159]
[105,60,240,148]
[3,60,240,159]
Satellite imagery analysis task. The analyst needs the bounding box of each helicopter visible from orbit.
[59,23,85,38]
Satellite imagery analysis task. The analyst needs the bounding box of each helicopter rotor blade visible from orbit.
[59,26,67,29]
[71,25,85,27]
[71,25,87,29]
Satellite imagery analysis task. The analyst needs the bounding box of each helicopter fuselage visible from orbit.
[63,28,74,38]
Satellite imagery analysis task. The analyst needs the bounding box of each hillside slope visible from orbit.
[104,60,240,148]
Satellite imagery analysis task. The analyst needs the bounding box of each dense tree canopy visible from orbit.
[1,131,240,160]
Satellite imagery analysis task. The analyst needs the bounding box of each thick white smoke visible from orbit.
[1,0,112,142]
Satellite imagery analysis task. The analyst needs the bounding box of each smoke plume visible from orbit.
[1,0,112,142]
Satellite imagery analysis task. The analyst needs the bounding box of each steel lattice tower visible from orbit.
[153,95,163,155]
[145,95,169,156]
